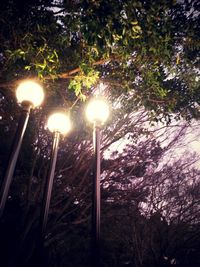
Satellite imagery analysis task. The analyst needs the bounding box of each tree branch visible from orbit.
[0,58,112,90]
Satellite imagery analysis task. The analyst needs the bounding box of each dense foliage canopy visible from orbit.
[0,0,199,119]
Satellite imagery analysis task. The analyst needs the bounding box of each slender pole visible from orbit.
[40,131,60,238]
[91,123,101,267]
[0,102,31,218]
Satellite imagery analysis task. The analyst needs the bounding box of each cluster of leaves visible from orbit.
[0,0,199,119]
[68,63,99,100]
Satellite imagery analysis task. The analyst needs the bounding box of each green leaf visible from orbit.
[24,65,31,70]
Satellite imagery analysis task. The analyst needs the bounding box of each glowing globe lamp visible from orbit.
[16,80,44,107]
[86,98,109,125]
[47,112,71,135]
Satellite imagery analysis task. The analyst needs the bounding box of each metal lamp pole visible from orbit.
[39,111,71,238]
[85,96,110,267]
[40,131,60,237]
[92,122,101,267]
[0,102,31,218]
[0,80,44,218]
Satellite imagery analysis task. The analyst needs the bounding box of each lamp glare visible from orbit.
[16,80,44,107]
[86,98,109,124]
[47,113,71,135]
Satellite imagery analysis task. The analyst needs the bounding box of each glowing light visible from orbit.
[86,98,110,124]
[47,112,71,135]
[16,80,44,107]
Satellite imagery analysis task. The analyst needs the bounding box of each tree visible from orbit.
[100,130,200,267]
[1,104,200,266]
[0,0,199,119]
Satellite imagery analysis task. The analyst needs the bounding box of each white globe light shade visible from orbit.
[86,98,110,124]
[16,80,44,107]
[47,113,71,135]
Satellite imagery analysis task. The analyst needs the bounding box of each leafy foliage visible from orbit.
[0,0,199,119]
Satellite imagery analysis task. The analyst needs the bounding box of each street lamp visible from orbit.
[0,80,44,218]
[86,97,109,267]
[40,111,71,237]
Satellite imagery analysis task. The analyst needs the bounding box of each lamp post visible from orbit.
[86,97,109,267]
[40,112,71,237]
[0,80,44,218]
